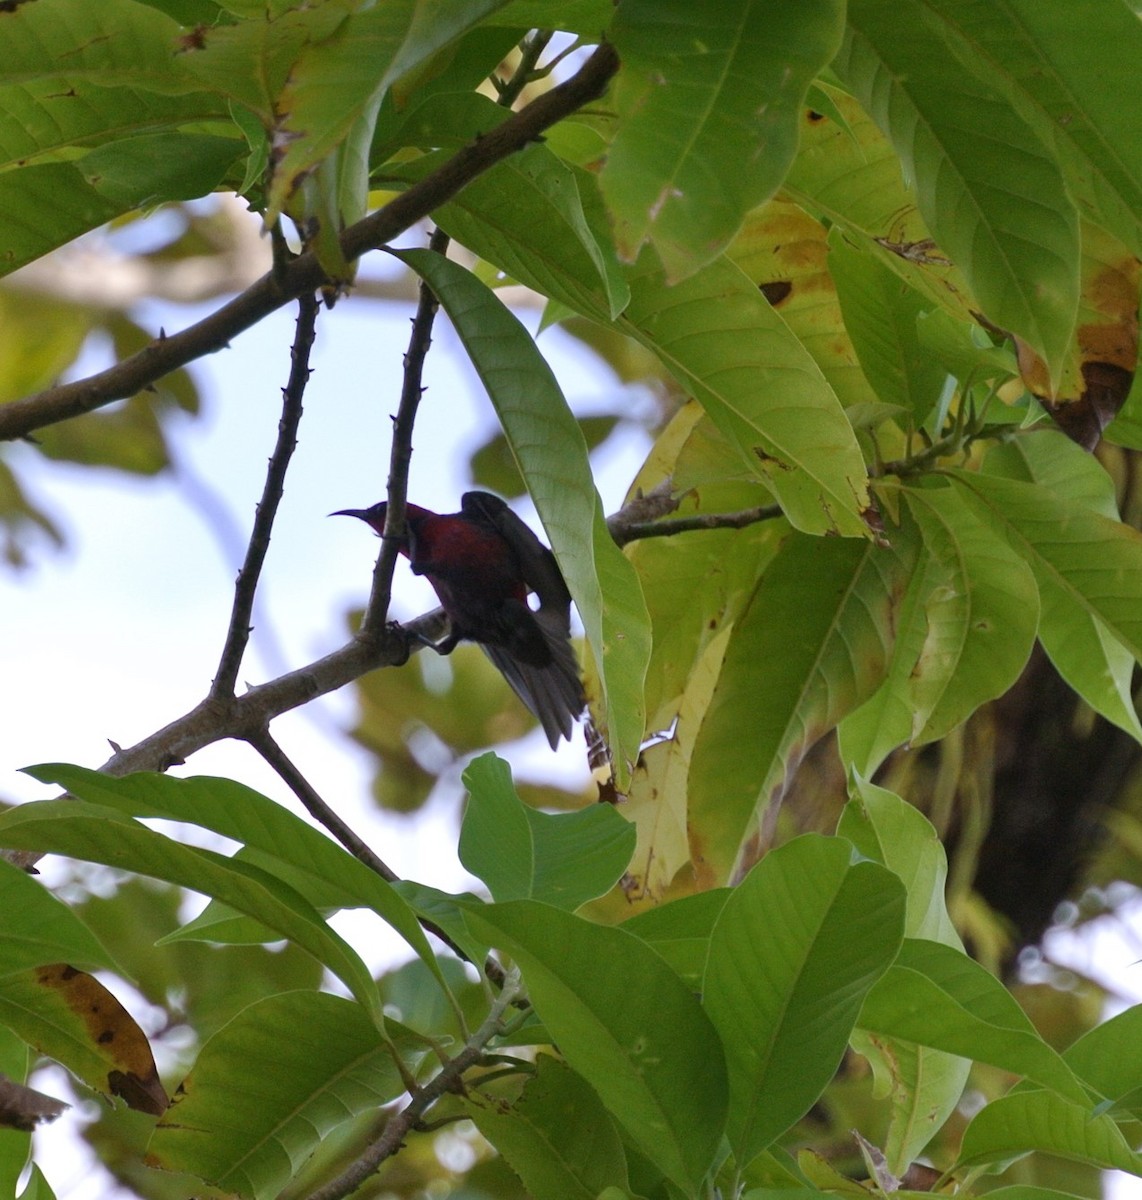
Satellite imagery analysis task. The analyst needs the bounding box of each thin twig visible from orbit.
[607,502,784,546]
[307,968,523,1200]
[247,728,398,881]
[0,42,620,445]
[212,291,319,699]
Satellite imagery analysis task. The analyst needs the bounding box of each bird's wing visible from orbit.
[461,491,572,624]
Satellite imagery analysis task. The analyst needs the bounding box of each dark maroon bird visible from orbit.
[336,491,585,748]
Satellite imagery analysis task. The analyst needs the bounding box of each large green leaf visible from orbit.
[397,137,629,321]
[1065,1004,1142,1121]
[466,901,728,1193]
[622,254,871,537]
[858,940,1088,1103]
[900,482,1039,744]
[922,0,1142,258]
[976,436,1142,739]
[0,859,114,978]
[458,753,634,909]
[25,765,444,988]
[395,248,651,782]
[950,467,1142,673]
[839,781,969,1173]
[0,800,384,1027]
[827,230,947,429]
[464,1055,630,1200]
[602,0,845,280]
[148,991,415,1198]
[837,0,1080,384]
[3,0,203,95]
[703,835,905,1165]
[620,890,731,989]
[688,530,911,884]
[958,1089,1142,1175]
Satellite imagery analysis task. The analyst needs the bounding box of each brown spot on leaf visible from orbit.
[806,110,826,123]
[759,280,793,306]
[35,965,168,1115]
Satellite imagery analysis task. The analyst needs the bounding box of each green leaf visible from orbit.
[620,889,731,989]
[397,135,629,321]
[688,531,911,884]
[976,437,1142,740]
[458,752,634,909]
[393,248,651,782]
[828,229,947,429]
[267,0,511,215]
[901,483,1039,744]
[921,0,1142,258]
[958,1089,1142,1175]
[464,1055,630,1200]
[0,799,384,1028]
[1064,1004,1142,1120]
[838,777,961,948]
[25,765,445,990]
[703,834,905,1165]
[622,254,871,537]
[466,900,728,1193]
[839,781,969,1172]
[858,939,1088,1103]
[950,468,1142,688]
[838,513,948,776]
[0,859,115,978]
[602,0,845,280]
[148,991,417,1197]
[837,0,1080,384]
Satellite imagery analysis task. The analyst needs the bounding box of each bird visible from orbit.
[335,491,585,748]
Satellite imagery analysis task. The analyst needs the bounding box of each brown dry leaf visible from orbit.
[35,964,167,1116]
[1016,222,1139,449]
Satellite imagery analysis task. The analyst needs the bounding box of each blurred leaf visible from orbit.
[459,753,634,910]
[0,292,94,405]
[703,834,905,1165]
[467,900,728,1193]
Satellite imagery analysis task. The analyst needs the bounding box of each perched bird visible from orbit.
[335,491,585,747]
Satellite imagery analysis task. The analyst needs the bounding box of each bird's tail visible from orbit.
[482,609,585,749]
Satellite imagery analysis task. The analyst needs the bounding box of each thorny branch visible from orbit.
[211,291,319,700]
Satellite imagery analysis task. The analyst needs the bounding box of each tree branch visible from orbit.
[212,291,319,699]
[0,41,620,445]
